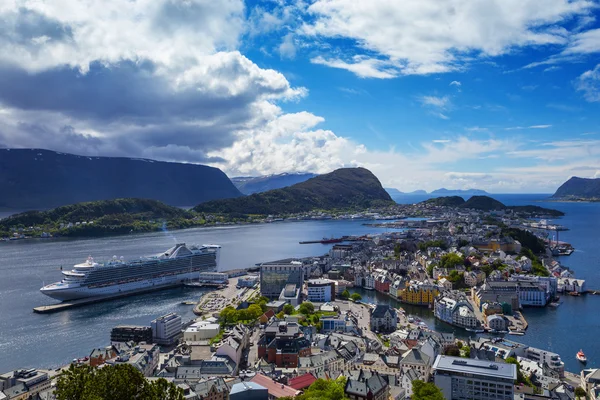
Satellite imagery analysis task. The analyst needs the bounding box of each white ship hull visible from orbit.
[41,271,202,302]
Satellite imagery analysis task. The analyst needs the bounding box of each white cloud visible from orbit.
[419,95,450,109]
[433,139,451,143]
[577,64,600,102]
[278,33,297,59]
[311,56,398,79]
[564,28,600,55]
[450,81,461,87]
[303,0,594,78]
[529,125,552,129]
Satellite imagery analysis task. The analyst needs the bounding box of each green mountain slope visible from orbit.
[195,167,394,215]
[552,177,600,200]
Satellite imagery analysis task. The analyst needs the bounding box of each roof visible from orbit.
[401,348,430,366]
[230,382,267,395]
[250,374,301,398]
[371,304,396,319]
[433,355,517,380]
[288,373,317,390]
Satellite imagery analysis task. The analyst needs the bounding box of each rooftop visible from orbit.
[249,374,300,399]
[433,355,517,380]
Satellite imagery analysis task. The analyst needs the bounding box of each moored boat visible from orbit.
[577,349,587,363]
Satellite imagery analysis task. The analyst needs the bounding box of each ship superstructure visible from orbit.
[40,243,221,301]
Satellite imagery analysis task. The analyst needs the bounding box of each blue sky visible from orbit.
[0,0,599,192]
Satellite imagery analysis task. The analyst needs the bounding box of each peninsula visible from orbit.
[423,195,564,216]
[552,176,600,201]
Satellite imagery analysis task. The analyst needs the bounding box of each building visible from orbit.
[249,374,300,400]
[215,324,250,366]
[307,279,336,302]
[434,294,479,330]
[399,347,432,380]
[298,350,345,376]
[397,280,439,306]
[374,274,390,293]
[0,369,50,400]
[472,283,520,312]
[279,283,301,306]
[265,300,286,314]
[370,305,397,333]
[486,315,507,331]
[581,369,600,397]
[151,313,182,346]
[257,321,311,367]
[260,260,305,299]
[184,321,221,341]
[110,325,153,344]
[288,373,318,391]
[230,382,268,400]
[106,343,160,376]
[238,275,259,287]
[432,355,517,400]
[198,272,228,283]
[194,377,230,400]
[558,278,586,293]
[344,369,389,400]
[464,271,486,287]
[330,244,353,259]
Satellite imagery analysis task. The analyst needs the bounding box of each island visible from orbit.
[423,195,564,216]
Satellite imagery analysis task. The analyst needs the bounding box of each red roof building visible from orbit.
[288,373,317,390]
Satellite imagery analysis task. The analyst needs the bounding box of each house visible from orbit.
[399,347,431,380]
[581,369,600,396]
[288,373,317,391]
[257,321,311,368]
[370,305,397,333]
[464,270,485,287]
[194,377,230,400]
[344,370,389,400]
[438,278,452,291]
[400,368,421,397]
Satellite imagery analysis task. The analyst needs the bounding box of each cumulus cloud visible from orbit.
[303,0,594,78]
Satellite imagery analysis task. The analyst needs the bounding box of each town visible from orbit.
[1,203,595,400]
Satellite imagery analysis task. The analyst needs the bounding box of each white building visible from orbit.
[151,313,182,345]
[307,279,335,302]
[558,278,586,293]
[433,356,517,400]
[198,272,228,283]
[183,321,221,341]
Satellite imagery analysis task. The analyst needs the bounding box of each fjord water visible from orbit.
[0,194,598,373]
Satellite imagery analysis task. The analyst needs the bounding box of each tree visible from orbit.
[456,341,463,349]
[247,304,263,320]
[296,377,348,400]
[350,293,362,302]
[220,306,237,324]
[55,364,183,400]
[411,380,445,400]
[506,357,528,385]
[276,311,285,319]
[575,387,587,399]
[462,346,471,358]
[283,303,295,315]
[340,289,350,299]
[440,253,465,269]
[298,302,315,315]
[444,345,460,357]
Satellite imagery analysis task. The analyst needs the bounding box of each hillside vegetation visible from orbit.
[195,167,395,215]
[421,195,564,216]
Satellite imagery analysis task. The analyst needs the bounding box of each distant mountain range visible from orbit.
[422,195,564,216]
[196,167,394,215]
[552,177,600,200]
[0,149,242,209]
[231,173,317,195]
[384,187,488,196]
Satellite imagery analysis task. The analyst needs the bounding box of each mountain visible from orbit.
[430,188,489,195]
[385,188,404,196]
[0,149,242,209]
[195,167,394,215]
[408,190,428,195]
[231,173,317,195]
[552,177,600,200]
[421,195,564,216]
[423,196,466,207]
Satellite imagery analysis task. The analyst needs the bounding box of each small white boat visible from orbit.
[577,349,587,363]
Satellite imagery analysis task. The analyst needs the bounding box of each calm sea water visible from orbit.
[0,194,597,373]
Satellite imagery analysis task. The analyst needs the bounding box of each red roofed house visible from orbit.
[288,373,317,391]
[259,310,276,325]
[250,374,301,399]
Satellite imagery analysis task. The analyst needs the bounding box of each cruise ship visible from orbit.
[40,243,221,301]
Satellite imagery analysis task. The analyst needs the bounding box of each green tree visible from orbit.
[299,302,315,315]
[506,357,529,386]
[340,289,350,299]
[220,306,237,324]
[444,345,460,357]
[350,293,362,302]
[296,377,348,400]
[411,380,445,400]
[55,364,183,400]
[247,304,263,320]
[283,303,295,315]
[276,311,285,319]
[575,387,587,399]
[440,253,465,269]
